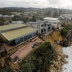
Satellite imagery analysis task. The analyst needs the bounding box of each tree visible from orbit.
[23,17,28,23]
[53,10,58,18]
[61,25,72,36]
[1,65,13,72]
[0,18,5,26]
[21,42,57,72]
[61,28,67,36]
[46,10,52,17]
[58,10,62,16]
[31,15,36,21]
[21,62,35,72]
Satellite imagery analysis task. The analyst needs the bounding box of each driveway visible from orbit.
[10,37,42,64]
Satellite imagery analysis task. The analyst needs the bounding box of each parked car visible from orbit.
[32,42,40,48]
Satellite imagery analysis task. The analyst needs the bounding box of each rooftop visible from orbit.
[0,15,14,18]
[1,27,37,41]
[11,21,24,24]
[61,14,72,19]
[0,24,26,32]
[43,17,59,23]
[43,17,59,21]
[27,20,45,24]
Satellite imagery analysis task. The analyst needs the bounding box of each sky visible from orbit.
[0,0,72,9]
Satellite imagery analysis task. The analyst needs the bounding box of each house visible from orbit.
[59,14,72,25]
[11,21,24,24]
[43,17,60,29]
[0,15,14,24]
[0,14,3,18]
[27,20,52,35]
[0,24,37,46]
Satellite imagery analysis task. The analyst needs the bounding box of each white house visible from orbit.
[59,14,72,25]
[27,20,52,35]
[43,17,60,29]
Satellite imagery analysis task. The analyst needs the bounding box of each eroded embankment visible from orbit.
[45,30,67,72]
[45,30,63,44]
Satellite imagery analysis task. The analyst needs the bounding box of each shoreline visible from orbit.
[49,44,66,72]
[49,44,72,72]
[62,45,72,72]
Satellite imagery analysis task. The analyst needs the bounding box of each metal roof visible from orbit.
[1,27,37,41]
[43,17,59,20]
[43,17,59,23]
[11,21,24,24]
[27,20,45,24]
[0,24,26,32]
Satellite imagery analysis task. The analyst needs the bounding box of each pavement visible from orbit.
[10,37,42,64]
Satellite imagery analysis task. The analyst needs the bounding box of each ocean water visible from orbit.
[62,46,72,72]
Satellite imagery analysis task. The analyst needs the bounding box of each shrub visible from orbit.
[1,65,13,72]
[21,42,57,72]
[61,28,67,36]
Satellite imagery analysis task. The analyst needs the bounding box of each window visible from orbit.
[15,38,20,45]
[13,56,20,62]
[41,25,43,27]
[41,29,44,33]
[20,37,23,42]
[32,32,37,37]
[48,27,51,31]
[44,24,46,26]
[9,40,15,46]
[24,36,27,41]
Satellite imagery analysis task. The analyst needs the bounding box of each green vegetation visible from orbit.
[64,24,72,30]
[61,25,72,36]
[61,24,72,46]
[0,65,13,72]
[46,10,62,17]
[61,28,67,36]
[53,10,58,18]
[0,58,13,72]
[20,42,57,72]
[0,18,5,26]
[30,15,36,22]
[12,15,37,23]
[45,10,52,17]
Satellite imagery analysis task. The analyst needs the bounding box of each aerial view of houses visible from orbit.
[0,0,72,72]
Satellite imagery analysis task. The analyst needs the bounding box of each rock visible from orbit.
[50,64,54,67]
[58,55,61,61]
[65,55,68,58]
[63,55,68,58]
[61,62,64,65]
[53,60,56,64]
[0,58,5,68]
[64,60,68,64]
